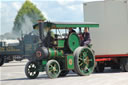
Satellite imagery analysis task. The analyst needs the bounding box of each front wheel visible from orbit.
[25,61,39,79]
[120,58,128,72]
[46,60,60,78]
[0,57,4,66]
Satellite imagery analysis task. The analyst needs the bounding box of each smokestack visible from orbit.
[38,20,45,42]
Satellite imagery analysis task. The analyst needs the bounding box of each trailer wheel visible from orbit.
[0,57,4,66]
[94,62,104,73]
[74,47,95,76]
[59,70,69,77]
[46,60,60,78]
[111,66,120,69]
[25,61,39,79]
[120,58,128,72]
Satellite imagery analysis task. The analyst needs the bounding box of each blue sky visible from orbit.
[0,0,103,35]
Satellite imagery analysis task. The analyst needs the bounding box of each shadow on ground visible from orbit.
[94,68,123,74]
[1,74,48,81]
[1,68,126,81]
[1,64,25,67]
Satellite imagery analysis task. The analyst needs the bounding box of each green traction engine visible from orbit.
[25,22,99,79]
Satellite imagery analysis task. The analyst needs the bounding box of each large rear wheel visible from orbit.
[74,47,95,76]
[25,61,39,79]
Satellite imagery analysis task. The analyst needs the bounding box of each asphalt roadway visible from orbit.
[0,60,128,85]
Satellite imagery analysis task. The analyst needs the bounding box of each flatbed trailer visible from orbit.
[83,0,128,72]
[0,32,39,66]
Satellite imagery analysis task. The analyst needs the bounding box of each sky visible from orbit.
[0,0,103,35]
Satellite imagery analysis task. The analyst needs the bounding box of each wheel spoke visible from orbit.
[80,63,86,69]
[49,67,53,71]
[83,52,87,57]
[85,56,88,60]
[84,66,89,72]
[79,57,82,61]
[54,64,56,67]
[32,72,34,75]
[79,63,83,66]
[30,64,33,67]
[89,59,93,62]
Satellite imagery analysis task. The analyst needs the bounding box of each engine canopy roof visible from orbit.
[47,22,99,29]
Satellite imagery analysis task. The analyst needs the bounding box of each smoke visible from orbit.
[20,15,33,34]
[0,32,19,40]
[0,15,34,40]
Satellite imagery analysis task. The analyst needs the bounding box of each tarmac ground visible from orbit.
[0,60,128,85]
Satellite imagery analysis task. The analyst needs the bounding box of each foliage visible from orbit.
[13,0,46,34]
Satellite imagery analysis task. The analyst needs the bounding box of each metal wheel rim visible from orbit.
[48,61,60,78]
[27,63,38,77]
[78,48,94,75]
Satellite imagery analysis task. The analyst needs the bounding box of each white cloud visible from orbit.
[56,0,75,5]
[83,0,104,2]
[56,0,103,5]
[12,2,22,11]
[67,5,76,10]
[67,4,82,11]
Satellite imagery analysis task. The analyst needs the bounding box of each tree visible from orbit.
[12,0,46,35]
